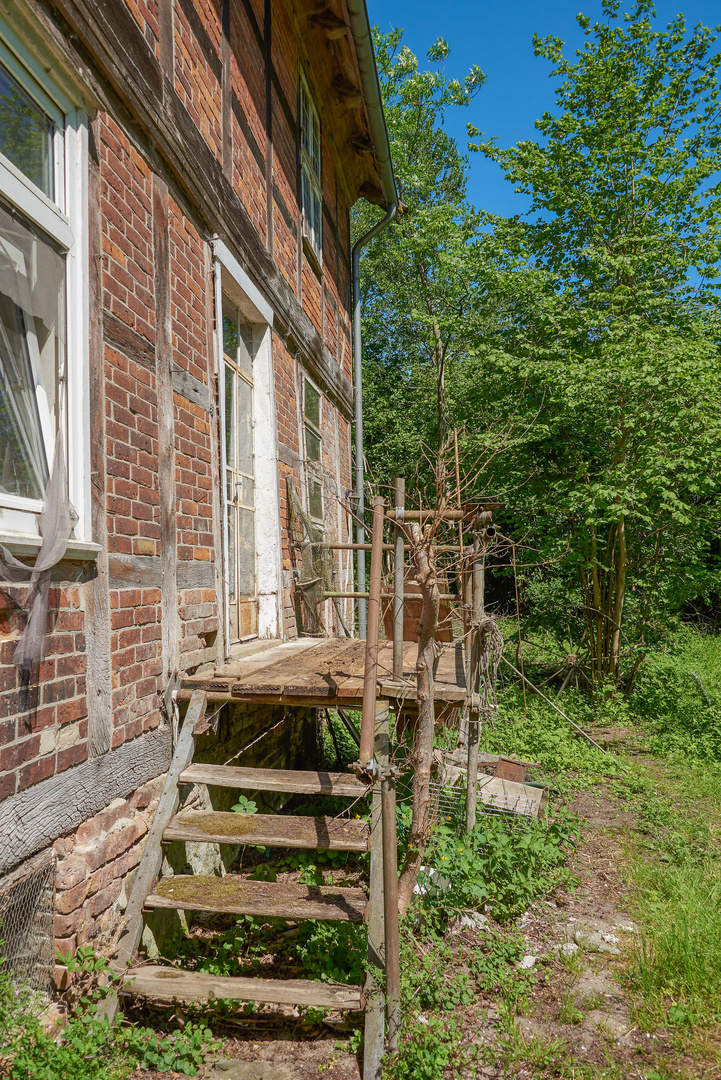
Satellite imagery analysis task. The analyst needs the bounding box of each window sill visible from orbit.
[302,235,323,281]
[0,532,101,561]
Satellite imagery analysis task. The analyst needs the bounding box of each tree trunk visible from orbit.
[609,516,626,677]
[397,524,439,913]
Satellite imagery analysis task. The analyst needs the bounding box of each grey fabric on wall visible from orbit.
[0,427,78,677]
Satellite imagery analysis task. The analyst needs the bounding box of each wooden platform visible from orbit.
[181,637,466,708]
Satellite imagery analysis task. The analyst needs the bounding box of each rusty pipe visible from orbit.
[381,768,400,1051]
[359,496,385,766]
[393,478,405,681]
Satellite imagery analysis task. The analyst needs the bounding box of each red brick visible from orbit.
[55,878,90,915]
[18,754,56,791]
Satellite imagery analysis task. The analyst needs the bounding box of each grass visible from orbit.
[623,758,721,1036]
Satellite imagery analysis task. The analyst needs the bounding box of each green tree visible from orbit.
[467,0,721,682]
[356,30,486,471]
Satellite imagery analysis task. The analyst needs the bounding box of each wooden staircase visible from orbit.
[104,690,373,1015]
[103,501,399,1077]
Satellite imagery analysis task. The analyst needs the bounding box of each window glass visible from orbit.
[0,199,64,500]
[305,426,321,463]
[304,380,320,429]
[309,479,323,521]
[224,364,234,467]
[238,320,253,376]
[236,376,253,477]
[299,75,322,258]
[223,307,238,360]
[0,65,53,198]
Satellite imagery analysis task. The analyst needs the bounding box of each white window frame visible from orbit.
[303,376,323,525]
[298,72,322,262]
[214,240,282,649]
[0,23,89,544]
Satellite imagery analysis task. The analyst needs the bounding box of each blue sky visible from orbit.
[366,0,721,217]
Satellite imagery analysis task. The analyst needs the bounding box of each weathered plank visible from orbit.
[85,118,112,759]
[176,560,215,590]
[108,553,162,589]
[179,763,368,797]
[153,175,179,684]
[122,965,363,1009]
[146,875,367,922]
[171,364,210,412]
[0,726,172,874]
[164,811,370,851]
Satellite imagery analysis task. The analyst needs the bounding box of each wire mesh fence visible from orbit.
[0,850,55,991]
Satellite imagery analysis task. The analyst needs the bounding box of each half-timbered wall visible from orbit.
[0,0,375,946]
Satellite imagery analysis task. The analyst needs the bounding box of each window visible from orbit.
[303,377,323,523]
[0,30,88,542]
[222,293,257,642]
[298,74,322,260]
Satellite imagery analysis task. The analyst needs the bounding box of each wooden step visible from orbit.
[146,875,367,922]
[122,965,363,1009]
[163,811,370,851]
[179,763,368,798]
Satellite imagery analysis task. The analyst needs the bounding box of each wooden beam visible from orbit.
[179,763,368,796]
[146,875,367,922]
[122,965,363,1009]
[164,810,370,851]
[85,113,112,758]
[153,175,179,686]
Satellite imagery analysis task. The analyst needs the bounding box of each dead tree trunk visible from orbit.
[397,523,439,913]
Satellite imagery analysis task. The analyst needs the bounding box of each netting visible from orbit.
[287,477,349,636]
[0,850,55,990]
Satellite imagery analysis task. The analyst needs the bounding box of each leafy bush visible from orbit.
[0,944,219,1079]
[427,809,581,921]
[630,629,721,761]
[293,920,367,985]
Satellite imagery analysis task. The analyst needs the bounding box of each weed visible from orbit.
[0,943,219,1079]
[425,808,581,921]
[384,1013,476,1080]
[231,795,257,814]
[291,920,367,985]
[559,991,584,1024]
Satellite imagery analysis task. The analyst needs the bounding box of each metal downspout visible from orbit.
[352,204,396,637]
[346,0,398,638]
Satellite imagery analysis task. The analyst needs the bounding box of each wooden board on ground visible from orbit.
[146,875,367,922]
[164,810,371,851]
[179,763,369,797]
[122,966,363,1009]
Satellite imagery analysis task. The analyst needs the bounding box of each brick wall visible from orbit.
[0,0,364,945]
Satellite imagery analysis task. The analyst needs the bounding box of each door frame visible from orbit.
[213,241,283,654]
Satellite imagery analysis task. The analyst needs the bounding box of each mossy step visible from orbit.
[163,811,370,851]
[179,763,368,797]
[122,964,363,1009]
[146,874,367,922]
